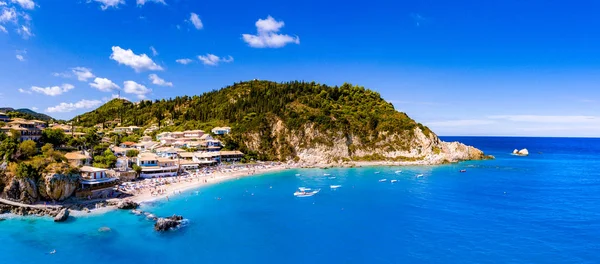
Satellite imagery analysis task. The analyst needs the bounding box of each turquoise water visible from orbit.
[2,137,600,263]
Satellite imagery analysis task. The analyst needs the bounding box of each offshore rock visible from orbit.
[117,200,139,210]
[513,148,529,156]
[53,208,69,222]
[154,215,184,232]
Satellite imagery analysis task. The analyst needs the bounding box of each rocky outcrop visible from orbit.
[243,120,492,164]
[116,200,139,210]
[154,215,184,231]
[53,208,69,222]
[513,149,529,156]
[3,178,38,204]
[38,173,79,202]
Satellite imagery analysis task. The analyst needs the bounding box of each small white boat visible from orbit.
[379,179,387,182]
[390,180,398,183]
[295,174,301,176]
[374,171,380,174]
[395,170,402,174]
[330,185,342,189]
[49,250,56,255]
[323,173,331,176]
[416,174,424,178]
[328,176,336,179]
[294,188,320,197]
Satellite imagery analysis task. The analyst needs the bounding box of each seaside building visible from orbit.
[0,112,10,122]
[211,127,231,135]
[110,146,128,157]
[0,120,43,141]
[136,153,179,178]
[65,151,92,167]
[79,166,117,190]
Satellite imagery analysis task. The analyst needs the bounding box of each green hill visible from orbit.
[0,108,54,121]
[74,80,487,163]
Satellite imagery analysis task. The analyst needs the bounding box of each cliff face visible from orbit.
[38,173,79,202]
[241,118,487,164]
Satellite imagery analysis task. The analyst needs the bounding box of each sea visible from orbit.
[1,137,599,264]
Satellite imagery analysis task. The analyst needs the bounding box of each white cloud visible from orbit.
[17,25,32,39]
[90,77,120,92]
[123,80,151,99]
[197,53,233,66]
[488,115,600,124]
[189,12,203,30]
[11,0,35,10]
[18,88,31,94]
[15,54,24,61]
[136,0,165,6]
[92,0,125,10]
[52,71,71,78]
[149,74,172,87]
[176,58,193,65]
[0,25,6,33]
[242,16,299,48]
[31,106,38,111]
[0,7,16,23]
[0,2,6,6]
[46,99,102,113]
[150,46,158,56]
[110,46,163,72]
[31,83,74,96]
[71,67,95,81]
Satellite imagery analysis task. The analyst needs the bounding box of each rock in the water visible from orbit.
[154,215,184,231]
[98,227,111,232]
[518,149,529,156]
[54,208,69,222]
[117,200,139,210]
[513,149,519,154]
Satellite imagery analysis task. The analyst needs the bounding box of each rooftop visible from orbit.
[80,166,108,173]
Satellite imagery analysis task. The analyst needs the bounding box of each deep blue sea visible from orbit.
[2,137,600,264]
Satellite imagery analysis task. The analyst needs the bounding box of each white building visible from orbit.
[80,166,117,190]
[136,153,179,178]
[211,127,231,135]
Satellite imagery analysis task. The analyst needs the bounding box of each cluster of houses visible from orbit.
[0,116,46,141]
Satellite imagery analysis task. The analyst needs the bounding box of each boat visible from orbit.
[416,174,424,178]
[460,169,467,173]
[323,173,331,176]
[395,170,402,174]
[330,185,342,189]
[295,174,301,176]
[374,171,380,174]
[294,188,320,197]
[390,180,398,183]
[379,179,387,182]
[328,176,336,179]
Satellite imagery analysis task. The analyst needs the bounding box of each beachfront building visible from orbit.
[0,112,10,122]
[219,151,245,162]
[79,166,117,190]
[0,120,43,141]
[65,151,92,167]
[211,127,231,135]
[155,147,181,158]
[136,153,179,178]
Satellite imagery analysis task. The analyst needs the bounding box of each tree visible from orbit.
[126,149,139,158]
[132,164,142,178]
[18,140,37,159]
[41,129,66,147]
[93,148,117,168]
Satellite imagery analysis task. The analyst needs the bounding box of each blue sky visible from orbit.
[1,0,599,137]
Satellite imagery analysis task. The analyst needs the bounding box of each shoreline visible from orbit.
[2,159,482,219]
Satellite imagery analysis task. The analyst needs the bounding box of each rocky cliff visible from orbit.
[38,173,79,202]
[241,119,487,164]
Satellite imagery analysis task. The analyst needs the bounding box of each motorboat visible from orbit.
[330,185,342,189]
[390,180,398,183]
[328,176,336,179]
[295,174,301,176]
[460,169,467,173]
[324,173,331,176]
[294,188,320,197]
[379,179,387,182]
[374,171,380,174]
[416,174,424,178]
[394,170,402,174]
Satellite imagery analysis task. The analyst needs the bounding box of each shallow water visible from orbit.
[1,137,599,263]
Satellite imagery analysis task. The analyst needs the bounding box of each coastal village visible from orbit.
[0,111,277,222]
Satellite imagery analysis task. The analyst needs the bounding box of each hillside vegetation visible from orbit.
[75,80,483,163]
